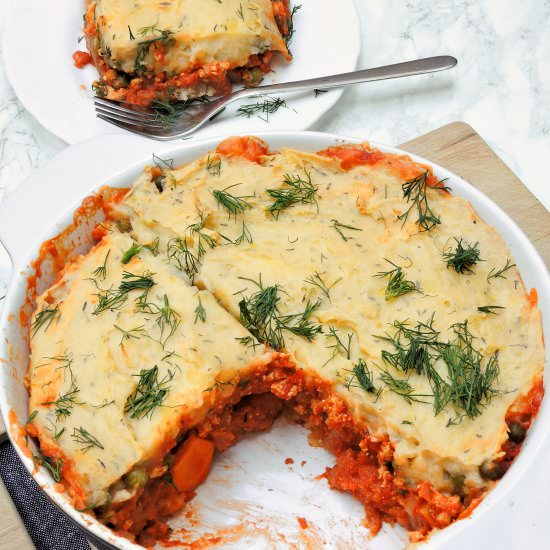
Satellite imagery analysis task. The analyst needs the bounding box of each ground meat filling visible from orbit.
[98,363,540,546]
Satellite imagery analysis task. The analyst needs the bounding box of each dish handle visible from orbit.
[0,134,154,271]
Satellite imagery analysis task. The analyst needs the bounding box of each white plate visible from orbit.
[2,0,360,145]
[0,132,549,550]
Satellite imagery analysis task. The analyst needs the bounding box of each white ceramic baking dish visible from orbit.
[0,132,548,549]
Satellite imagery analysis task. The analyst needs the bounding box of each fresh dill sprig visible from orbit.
[144,237,160,256]
[438,321,501,420]
[26,410,38,425]
[92,250,111,280]
[330,219,362,242]
[236,97,287,122]
[375,259,418,301]
[284,4,302,53]
[487,259,516,282]
[267,169,318,219]
[345,358,378,395]
[377,315,501,420]
[206,153,222,176]
[194,296,206,323]
[443,238,482,274]
[397,171,449,232]
[72,427,104,452]
[33,451,63,482]
[140,294,180,348]
[114,324,146,345]
[236,2,244,19]
[166,238,200,281]
[238,276,322,350]
[220,221,253,245]
[276,299,323,341]
[125,366,174,419]
[121,243,142,264]
[93,271,155,314]
[379,370,426,404]
[238,277,282,349]
[326,327,352,360]
[304,271,342,301]
[32,305,60,336]
[42,380,81,419]
[212,183,254,219]
[187,210,217,258]
[477,305,505,314]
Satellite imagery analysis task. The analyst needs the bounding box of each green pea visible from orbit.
[479,459,504,481]
[125,468,148,489]
[508,422,526,443]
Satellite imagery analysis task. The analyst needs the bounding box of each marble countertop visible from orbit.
[0,0,549,299]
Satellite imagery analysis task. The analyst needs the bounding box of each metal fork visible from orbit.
[94,55,457,141]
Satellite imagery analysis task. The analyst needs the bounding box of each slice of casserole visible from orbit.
[28,137,544,547]
[83,0,292,105]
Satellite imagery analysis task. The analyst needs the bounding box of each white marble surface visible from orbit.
[0,0,549,299]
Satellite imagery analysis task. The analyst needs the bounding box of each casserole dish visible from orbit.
[0,131,548,549]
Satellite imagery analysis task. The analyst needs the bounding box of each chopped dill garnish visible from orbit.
[134,26,174,76]
[345,358,378,395]
[114,324,146,345]
[33,451,63,482]
[236,335,259,350]
[376,315,501,420]
[212,183,254,219]
[379,370,426,404]
[236,97,287,122]
[397,171,449,232]
[487,259,516,282]
[443,238,482,274]
[166,238,199,282]
[326,327,352,360]
[219,221,253,245]
[194,296,206,324]
[125,366,174,419]
[72,427,104,452]
[140,294,180,348]
[128,25,135,40]
[92,249,111,280]
[236,2,244,19]
[121,243,142,264]
[314,88,328,97]
[267,169,318,219]
[284,4,302,53]
[26,410,38,425]
[93,271,155,314]
[375,259,418,301]
[42,379,81,419]
[187,210,217,258]
[477,305,505,314]
[144,237,160,256]
[330,219,362,242]
[206,153,222,176]
[32,305,60,336]
[304,271,342,301]
[238,276,322,350]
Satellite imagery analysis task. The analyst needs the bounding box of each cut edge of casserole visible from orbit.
[82,0,293,106]
[25,136,545,547]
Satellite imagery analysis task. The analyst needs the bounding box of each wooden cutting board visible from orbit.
[0,121,548,549]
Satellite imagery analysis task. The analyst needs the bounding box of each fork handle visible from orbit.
[236,55,457,98]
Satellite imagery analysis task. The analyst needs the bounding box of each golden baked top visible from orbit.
[28,137,544,507]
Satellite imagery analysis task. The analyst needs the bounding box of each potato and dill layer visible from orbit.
[28,138,543,539]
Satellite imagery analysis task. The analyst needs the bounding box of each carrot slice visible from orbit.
[171,435,215,493]
[215,136,269,164]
